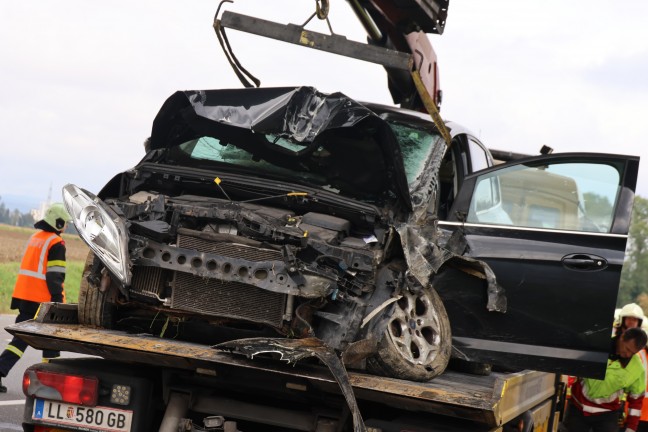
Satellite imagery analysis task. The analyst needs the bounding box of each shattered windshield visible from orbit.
[163,118,441,207]
[387,121,442,185]
[166,132,392,205]
[176,136,324,182]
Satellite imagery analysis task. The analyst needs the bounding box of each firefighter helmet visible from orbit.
[619,303,644,328]
[43,203,72,230]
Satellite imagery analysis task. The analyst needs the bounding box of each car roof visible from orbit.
[361,101,479,141]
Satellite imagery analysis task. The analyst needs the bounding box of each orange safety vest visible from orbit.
[13,230,66,303]
[638,348,648,421]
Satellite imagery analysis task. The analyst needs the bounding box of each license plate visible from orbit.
[33,399,133,432]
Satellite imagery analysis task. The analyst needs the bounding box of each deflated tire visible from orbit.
[367,286,451,381]
[78,251,117,328]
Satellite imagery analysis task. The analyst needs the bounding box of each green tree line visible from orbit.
[619,195,648,309]
[0,196,35,227]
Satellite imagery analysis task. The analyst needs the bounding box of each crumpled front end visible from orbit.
[67,85,494,381]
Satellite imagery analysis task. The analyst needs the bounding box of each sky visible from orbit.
[1,1,647,212]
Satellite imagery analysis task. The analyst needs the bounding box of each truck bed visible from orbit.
[6,304,557,429]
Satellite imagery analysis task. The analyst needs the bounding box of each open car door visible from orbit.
[438,153,639,378]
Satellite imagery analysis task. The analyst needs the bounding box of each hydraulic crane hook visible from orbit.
[315,0,330,20]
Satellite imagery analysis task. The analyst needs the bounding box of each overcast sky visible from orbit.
[1,1,647,211]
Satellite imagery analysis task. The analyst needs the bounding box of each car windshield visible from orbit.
[386,121,442,185]
[164,118,441,206]
[177,135,323,181]
[165,130,393,205]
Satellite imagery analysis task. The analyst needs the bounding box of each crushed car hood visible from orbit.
[148,86,413,210]
[144,86,505,311]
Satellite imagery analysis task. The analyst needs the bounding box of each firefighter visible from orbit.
[561,327,647,432]
[614,303,646,429]
[0,203,71,393]
[615,303,645,337]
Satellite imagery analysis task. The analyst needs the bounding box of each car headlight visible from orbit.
[62,184,131,285]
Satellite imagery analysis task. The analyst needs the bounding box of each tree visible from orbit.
[0,196,37,227]
[583,191,613,229]
[618,196,648,307]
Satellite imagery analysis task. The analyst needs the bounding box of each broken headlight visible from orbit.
[62,184,131,285]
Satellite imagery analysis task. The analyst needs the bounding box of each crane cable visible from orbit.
[213,0,261,88]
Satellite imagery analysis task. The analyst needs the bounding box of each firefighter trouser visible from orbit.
[561,402,620,432]
[0,304,60,378]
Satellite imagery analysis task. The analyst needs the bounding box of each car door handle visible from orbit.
[562,254,608,271]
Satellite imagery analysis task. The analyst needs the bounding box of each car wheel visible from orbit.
[367,287,451,381]
[78,251,117,328]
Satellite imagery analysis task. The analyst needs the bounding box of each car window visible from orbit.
[467,161,621,232]
[467,138,490,172]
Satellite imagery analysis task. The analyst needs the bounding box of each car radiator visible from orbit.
[130,232,287,327]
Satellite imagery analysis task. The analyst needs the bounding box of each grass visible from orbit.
[0,261,83,314]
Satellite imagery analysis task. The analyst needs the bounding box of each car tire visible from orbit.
[78,251,117,328]
[367,286,451,381]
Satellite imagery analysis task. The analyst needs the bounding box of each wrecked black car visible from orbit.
[63,86,639,381]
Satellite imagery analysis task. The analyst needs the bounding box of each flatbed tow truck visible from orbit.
[7,303,562,431]
[5,2,573,431]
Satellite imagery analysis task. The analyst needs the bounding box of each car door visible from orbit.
[436,153,639,378]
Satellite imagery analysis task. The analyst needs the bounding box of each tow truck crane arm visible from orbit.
[214,0,451,143]
[347,0,448,112]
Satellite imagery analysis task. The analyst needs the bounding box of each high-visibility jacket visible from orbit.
[13,230,66,303]
[571,353,645,431]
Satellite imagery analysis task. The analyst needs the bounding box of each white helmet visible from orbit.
[620,303,645,327]
[642,317,648,332]
[613,308,622,327]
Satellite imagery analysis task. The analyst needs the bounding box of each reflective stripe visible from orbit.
[583,384,624,405]
[580,404,612,414]
[47,260,66,268]
[37,233,59,274]
[46,266,66,274]
[17,232,60,281]
[6,344,24,358]
[629,408,642,416]
[17,269,46,280]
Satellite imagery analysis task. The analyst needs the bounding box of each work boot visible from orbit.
[0,377,6,393]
